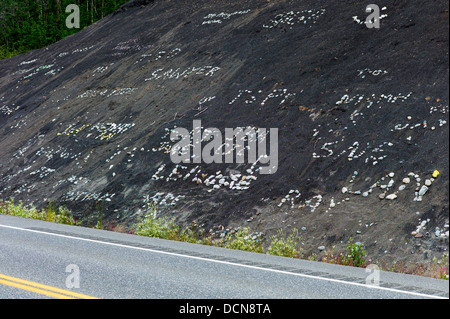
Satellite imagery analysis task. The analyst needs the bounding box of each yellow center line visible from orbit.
[0,274,99,299]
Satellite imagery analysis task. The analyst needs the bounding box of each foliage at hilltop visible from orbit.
[0,0,129,59]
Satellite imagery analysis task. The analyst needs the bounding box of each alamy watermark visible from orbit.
[365,264,380,286]
[170,120,279,174]
[65,4,80,29]
[65,264,80,289]
[365,4,381,29]
[353,4,386,29]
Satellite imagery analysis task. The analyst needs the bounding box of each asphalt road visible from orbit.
[0,215,448,300]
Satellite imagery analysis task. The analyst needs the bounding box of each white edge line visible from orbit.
[0,223,447,299]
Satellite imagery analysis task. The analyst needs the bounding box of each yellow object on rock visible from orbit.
[432,170,440,178]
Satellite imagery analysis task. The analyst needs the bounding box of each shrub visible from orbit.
[133,215,181,240]
[343,237,367,267]
[321,245,346,265]
[178,221,205,244]
[432,252,449,280]
[0,198,79,225]
[56,206,78,225]
[321,238,367,267]
[267,228,302,258]
[224,228,263,253]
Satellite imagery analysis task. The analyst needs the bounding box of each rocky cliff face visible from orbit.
[0,0,448,265]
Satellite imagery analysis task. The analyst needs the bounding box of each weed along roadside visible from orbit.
[0,199,79,226]
[1,198,448,280]
[0,0,449,299]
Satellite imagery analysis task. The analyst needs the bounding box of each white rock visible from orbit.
[418,185,428,196]
[330,199,336,208]
[425,179,432,186]
[402,177,410,184]
[398,185,406,191]
[342,187,348,194]
[386,194,397,200]
[388,172,395,177]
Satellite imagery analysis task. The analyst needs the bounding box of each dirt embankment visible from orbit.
[0,0,448,266]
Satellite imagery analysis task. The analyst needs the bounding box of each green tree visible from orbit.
[0,0,130,59]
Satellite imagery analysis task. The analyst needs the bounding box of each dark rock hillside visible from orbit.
[0,0,448,266]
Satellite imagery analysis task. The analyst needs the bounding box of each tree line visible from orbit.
[0,0,130,59]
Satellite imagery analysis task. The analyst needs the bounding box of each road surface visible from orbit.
[0,215,448,300]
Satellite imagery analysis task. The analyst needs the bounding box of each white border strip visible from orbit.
[0,223,447,299]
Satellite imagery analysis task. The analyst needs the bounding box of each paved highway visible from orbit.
[0,215,448,300]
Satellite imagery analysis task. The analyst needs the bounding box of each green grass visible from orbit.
[0,198,79,226]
